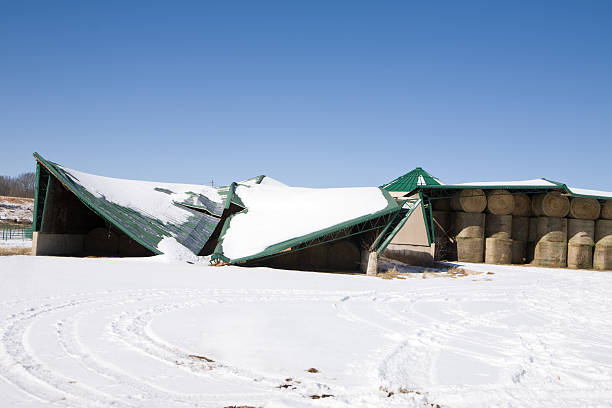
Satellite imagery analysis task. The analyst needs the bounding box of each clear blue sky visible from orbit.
[1,1,611,189]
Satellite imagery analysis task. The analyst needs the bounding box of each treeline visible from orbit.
[0,173,36,198]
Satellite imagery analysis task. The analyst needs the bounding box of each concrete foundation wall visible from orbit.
[32,232,85,256]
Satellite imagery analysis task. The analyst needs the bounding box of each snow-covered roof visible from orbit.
[456,178,558,187]
[213,182,399,263]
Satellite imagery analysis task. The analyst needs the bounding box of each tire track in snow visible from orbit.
[0,288,359,407]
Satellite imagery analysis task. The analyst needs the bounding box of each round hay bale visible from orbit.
[456,237,484,263]
[595,219,612,243]
[593,238,612,270]
[534,241,567,268]
[601,201,612,220]
[512,216,529,242]
[512,193,531,217]
[512,240,527,264]
[451,189,487,213]
[486,214,512,239]
[453,212,485,238]
[568,219,595,245]
[431,198,451,211]
[536,217,568,243]
[85,227,119,257]
[531,192,570,217]
[484,237,512,264]
[567,242,593,269]
[486,189,514,215]
[568,197,600,220]
[527,217,539,242]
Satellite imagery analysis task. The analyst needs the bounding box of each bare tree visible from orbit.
[0,172,36,198]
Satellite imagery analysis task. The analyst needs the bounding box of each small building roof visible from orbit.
[381,167,444,192]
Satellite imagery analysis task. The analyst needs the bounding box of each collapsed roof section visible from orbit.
[212,182,401,264]
[33,152,238,256]
[33,153,402,262]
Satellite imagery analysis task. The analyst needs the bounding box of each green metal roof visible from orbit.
[33,152,226,255]
[212,188,401,264]
[381,167,444,192]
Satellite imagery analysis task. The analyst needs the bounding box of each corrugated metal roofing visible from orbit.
[34,153,225,255]
[381,167,444,192]
[212,183,401,264]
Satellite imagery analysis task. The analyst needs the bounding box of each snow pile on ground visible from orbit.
[60,166,223,224]
[221,184,390,260]
[1,256,611,408]
[0,196,33,224]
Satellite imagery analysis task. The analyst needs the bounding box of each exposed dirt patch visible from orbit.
[0,247,31,256]
[310,394,333,399]
[188,354,214,363]
[306,367,319,373]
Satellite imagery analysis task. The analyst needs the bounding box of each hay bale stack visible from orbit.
[453,212,485,238]
[595,219,612,243]
[532,192,570,218]
[601,201,612,220]
[512,193,531,217]
[534,217,567,267]
[486,214,512,239]
[451,189,487,213]
[485,237,512,264]
[485,214,512,264]
[567,219,595,269]
[456,237,484,263]
[453,212,485,262]
[486,189,514,215]
[568,197,600,220]
[593,220,612,270]
[534,241,568,267]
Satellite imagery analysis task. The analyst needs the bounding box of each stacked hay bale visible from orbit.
[594,216,612,271]
[511,193,531,264]
[601,201,612,220]
[485,190,513,264]
[451,189,486,262]
[567,197,600,269]
[532,192,570,267]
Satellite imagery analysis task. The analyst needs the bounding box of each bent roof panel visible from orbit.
[213,183,400,263]
[34,153,224,255]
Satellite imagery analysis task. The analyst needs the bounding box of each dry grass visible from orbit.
[0,196,34,205]
[377,267,407,280]
[0,247,31,256]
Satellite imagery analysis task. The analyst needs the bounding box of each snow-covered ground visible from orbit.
[0,256,611,408]
[0,196,34,224]
[0,238,32,249]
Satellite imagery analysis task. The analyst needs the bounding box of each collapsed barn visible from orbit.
[381,168,612,271]
[30,153,612,272]
[30,153,420,273]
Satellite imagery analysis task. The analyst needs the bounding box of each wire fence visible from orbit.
[0,226,33,241]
